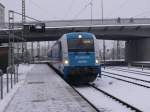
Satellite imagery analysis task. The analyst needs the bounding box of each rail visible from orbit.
[102,74,150,89]
[91,84,142,112]
[0,69,3,99]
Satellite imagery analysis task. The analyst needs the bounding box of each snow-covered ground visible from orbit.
[93,66,150,112]
[109,66,150,73]
[76,86,134,112]
[0,64,34,112]
[17,64,34,81]
[1,65,150,112]
[103,68,150,81]
[103,71,150,87]
[102,67,150,87]
[3,64,97,112]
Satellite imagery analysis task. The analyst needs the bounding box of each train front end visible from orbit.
[63,32,101,84]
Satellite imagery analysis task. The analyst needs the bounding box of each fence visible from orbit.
[0,66,18,100]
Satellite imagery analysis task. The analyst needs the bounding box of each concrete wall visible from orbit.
[0,3,5,28]
[125,38,150,62]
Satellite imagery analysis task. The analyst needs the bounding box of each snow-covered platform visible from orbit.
[4,64,96,112]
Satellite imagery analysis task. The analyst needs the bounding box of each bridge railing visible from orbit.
[2,18,150,29]
[42,18,150,27]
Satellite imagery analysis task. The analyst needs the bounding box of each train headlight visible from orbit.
[64,60,69,65]
[78,35,82,38]
[96,59,99,64]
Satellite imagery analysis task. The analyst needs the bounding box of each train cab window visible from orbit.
[67,38,94,52]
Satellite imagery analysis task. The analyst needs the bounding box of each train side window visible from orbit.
[58,42,62,61]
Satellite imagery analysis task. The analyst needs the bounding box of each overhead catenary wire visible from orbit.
[30,0,51,15]
[73,0,92,20]
[12,10,42,22]
[106,0,129,18]
[28,0,60,20]
[8,0,42,22]
[133,10,150,18]
[62,0,75,20]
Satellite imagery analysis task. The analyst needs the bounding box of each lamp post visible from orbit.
[90,0,93,25]
[103,39,106,69]
[101,0,105,68]
[101,0,104,24]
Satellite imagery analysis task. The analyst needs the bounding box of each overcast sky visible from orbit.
[0,0,150,22]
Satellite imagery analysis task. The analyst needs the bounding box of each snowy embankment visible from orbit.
[102,70,150,87]
[95,67,150,112]
[0,64,34,112]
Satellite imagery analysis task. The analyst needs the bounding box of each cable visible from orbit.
[73,0,92,20]
[30,0,51,15]
[133,10,150,18]
[62,0,75,20]
[106,0,129,18]
[10,10,42,22]
[29,0,60,20]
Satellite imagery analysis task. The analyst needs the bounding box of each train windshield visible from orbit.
[67,38,94,52]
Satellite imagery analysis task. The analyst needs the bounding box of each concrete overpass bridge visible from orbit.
[1,18,150,42]
[1,18,150,62]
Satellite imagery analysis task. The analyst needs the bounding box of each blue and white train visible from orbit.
[48,32,101,84]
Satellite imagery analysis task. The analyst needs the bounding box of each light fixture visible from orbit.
[64,60,69,65]
[78,35,82,38]
[96,59,99,64]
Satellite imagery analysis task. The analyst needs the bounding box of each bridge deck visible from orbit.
[4,64,96,112]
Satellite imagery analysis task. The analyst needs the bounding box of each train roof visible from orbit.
[0,46,8,48]
[66,32,95,39]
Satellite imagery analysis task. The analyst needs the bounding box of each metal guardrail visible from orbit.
[0,69,3,99]
[0,66,19,100]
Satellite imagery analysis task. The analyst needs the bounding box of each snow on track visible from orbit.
[103,68,150,83]
[75,86,134,112]
[95,76,150,112]
[109,66,150,74]
[102,71,150,87]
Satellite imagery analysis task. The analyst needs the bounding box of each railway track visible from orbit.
[49,64,100,112]
[71,86,101,112]
[90,85,142,112]
[102,71,150,88]
[74,84,142,112]
[49,64,143,112]
[102,71,150,84]
[107,67,150,77]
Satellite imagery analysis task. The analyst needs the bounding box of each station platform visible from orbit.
[4,64,96,112]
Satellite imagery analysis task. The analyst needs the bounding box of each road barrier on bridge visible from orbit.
[3,18,150,28]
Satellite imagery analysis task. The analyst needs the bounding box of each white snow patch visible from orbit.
[0,64,35,112]
[0,81,24,112]
[76,86,134,112]
[95,74,150,112]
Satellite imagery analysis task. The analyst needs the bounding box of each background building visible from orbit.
[0,3,5,28]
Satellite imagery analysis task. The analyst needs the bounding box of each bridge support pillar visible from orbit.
[125,38,150,63]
